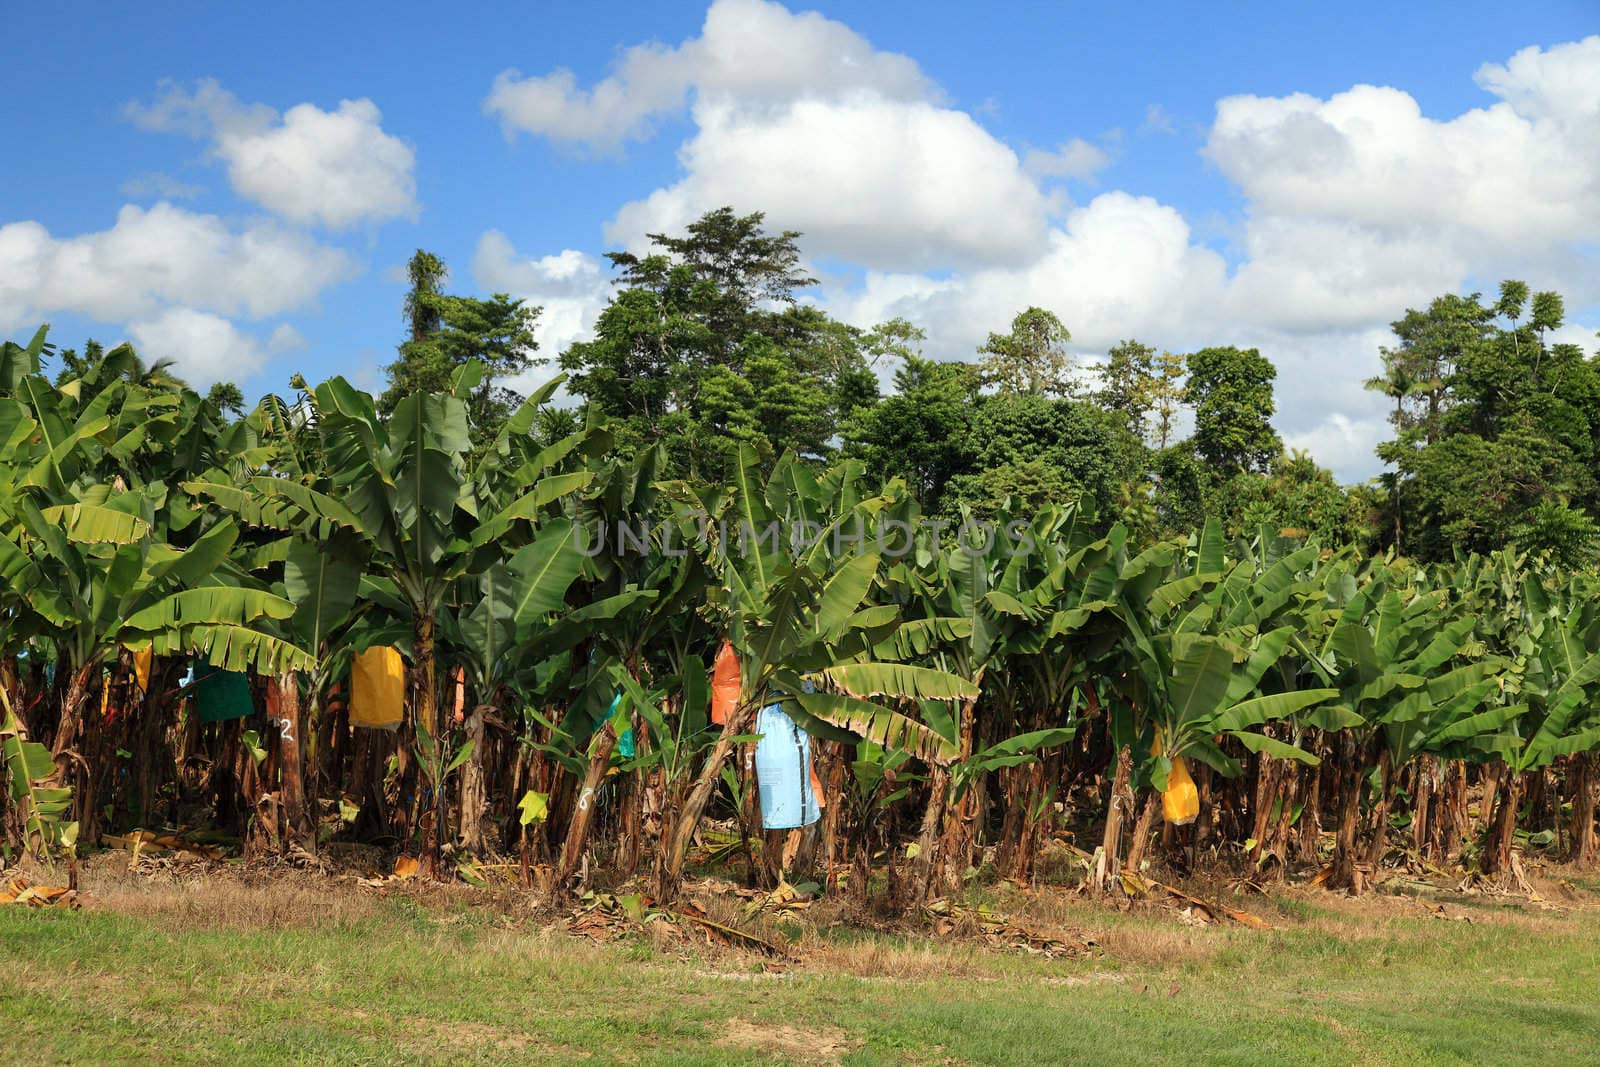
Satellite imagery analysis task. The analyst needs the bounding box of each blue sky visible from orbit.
[4,1,1598,479]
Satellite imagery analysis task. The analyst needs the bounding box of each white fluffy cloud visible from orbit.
[491,0,1049,269]
[0,202,356,330]
[125,308,273,388]
[485,0,930,150]
[1206,34,1600,328]
[128,79,417,229]
[489,6,1600,480]
[833,36,1600,478]
[835,193,1228,353]
[472,231,612,360]
[607,96,1052,268]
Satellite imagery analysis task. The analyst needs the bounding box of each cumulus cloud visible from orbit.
[1205,34,1600,326]
[1474,36,1600,124]
[607,97,1051,268]
[1206,82,1600,248]
[1282,412,1392,477]
[127,78,417,229]
[488,4,1600,480]
[125,308,272,388]
[485,0,930,150]
[490,0,1048,269]
[842,36,1600,478]
[0,202,356,331]
[833,193,1229,354]
[472,231,612,362]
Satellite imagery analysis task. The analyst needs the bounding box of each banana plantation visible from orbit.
[5,321,1600,908]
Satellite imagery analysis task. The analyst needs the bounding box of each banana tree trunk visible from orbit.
[1195,761,1214,859]
[457,703,492,857]
[1567,753,1597,867]
[654,703,756,902]
[1249,750,1280,867]
[133,660,172,828]
[412,613,443,876]
[51,662,97,770]
[555,722,618,888]
[1364,748,1395,872]
[618,715,645,877]
[932,696,981,892]
[1439,759,1467,863]
[1090,744,1134,897]
[1296,733,1323,864]
[1483,766,1520,880]
[1000,748,1050,882]
[274,671,311,853]
[52,662,99,842]
[1264,763,1298,872]
[906,764,950,903]
[738,739,764,886]
[1411,755,1435,857]
[819,740,848,894]
[1330,735,1365,893]
[1124,790,1160,874]
[1027,736,1069,879]
[1480,762,1501,838]
[849,810,873,904]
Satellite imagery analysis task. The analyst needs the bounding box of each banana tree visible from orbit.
[1098,521,1344,889]
[535,442,708,886]
[989,516,1180,882]
[0,489,308,842]
[441,521,591,858]
[188,367,589,872]
[651,446,976,901]
[1291,568,1497,890]
[2,685,75,859]
[1439,572,1600,881]
[266,539,365,850]
[898,501,1153,894]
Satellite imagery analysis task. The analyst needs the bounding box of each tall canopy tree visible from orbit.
[1369,281,1600,563]
[562,207,876,476]
[1184,345,1281,475]
[977,307,1074,397]
[381,249,541,440]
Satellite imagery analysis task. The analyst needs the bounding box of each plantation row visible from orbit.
[3,324,1598,904]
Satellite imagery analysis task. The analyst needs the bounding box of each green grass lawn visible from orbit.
[4,875,1600,1065]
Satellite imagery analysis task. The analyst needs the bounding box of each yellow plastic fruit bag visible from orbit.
[131,646,153,693]
[1152,732,1199,826]
[350,646,405,730]
[1162,755,1199,825]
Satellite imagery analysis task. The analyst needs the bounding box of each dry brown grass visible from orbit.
[25,840,1600,987]
[56,850,556,933]
[793,934,1006,980]
[84,864,383,930]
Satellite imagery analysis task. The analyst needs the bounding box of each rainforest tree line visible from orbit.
[4,207,1600,907]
